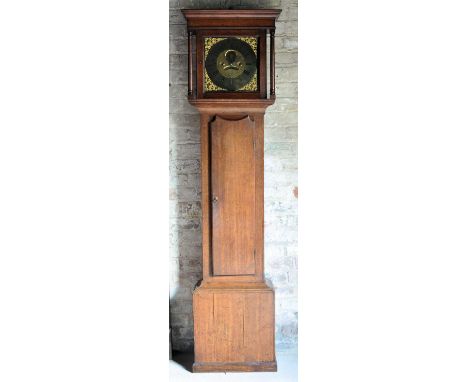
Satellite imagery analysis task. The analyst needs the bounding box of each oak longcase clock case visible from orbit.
[181,9,281,373]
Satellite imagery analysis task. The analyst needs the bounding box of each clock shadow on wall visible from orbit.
[170,20,266,362]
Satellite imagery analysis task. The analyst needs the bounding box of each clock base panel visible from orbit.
[193,283,276,372]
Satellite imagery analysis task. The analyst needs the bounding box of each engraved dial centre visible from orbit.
[216,50,246,79]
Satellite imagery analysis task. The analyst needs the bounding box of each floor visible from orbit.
[170,351,298,382]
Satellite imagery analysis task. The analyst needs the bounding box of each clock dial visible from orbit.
[204,37,258,92]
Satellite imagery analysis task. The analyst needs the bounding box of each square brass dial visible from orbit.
[204,36,258,92]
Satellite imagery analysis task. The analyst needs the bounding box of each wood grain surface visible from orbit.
[193,284,276,371]
[211,115,256,276]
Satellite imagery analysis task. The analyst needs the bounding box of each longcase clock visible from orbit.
[181,9,281,373]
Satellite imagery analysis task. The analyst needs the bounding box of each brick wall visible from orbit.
[169,0,298,353]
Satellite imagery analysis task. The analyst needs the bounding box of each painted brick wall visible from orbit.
[169,0,297,353]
